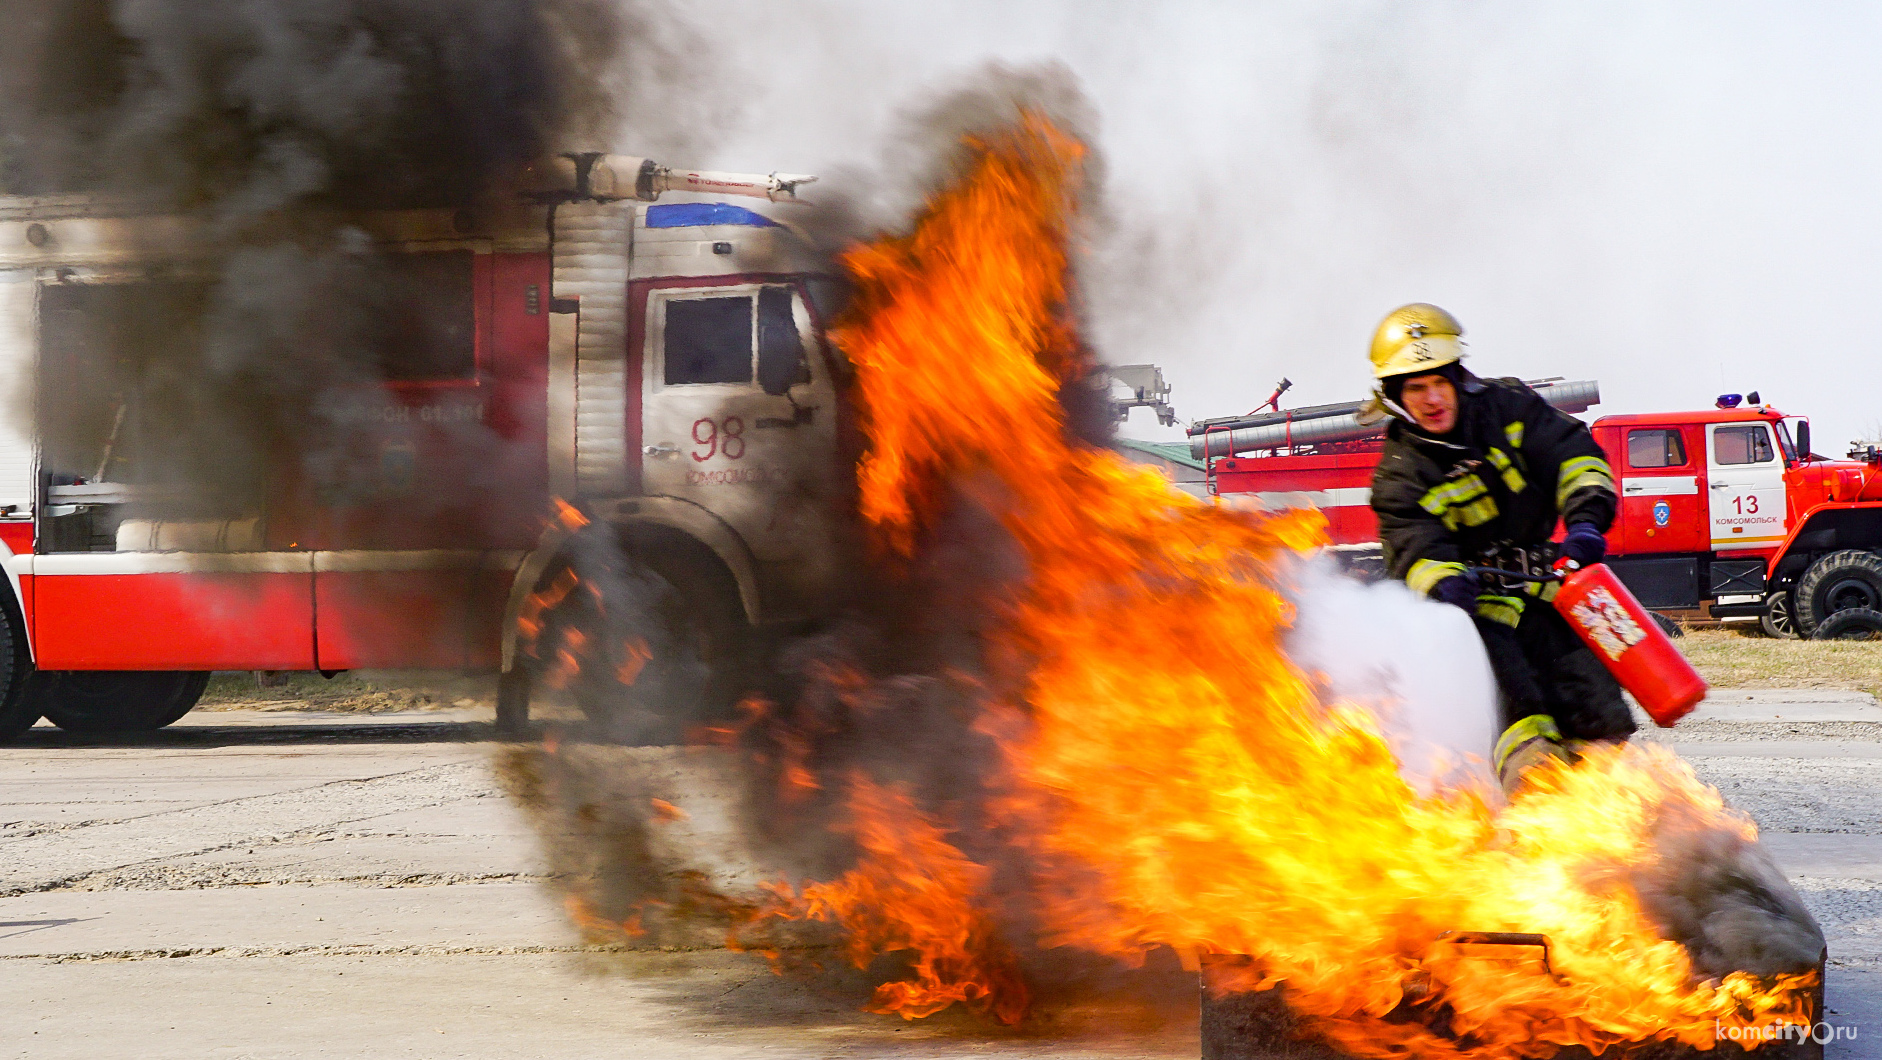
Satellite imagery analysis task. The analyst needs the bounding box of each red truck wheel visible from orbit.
[0,603,36,742]
[1795,550,1882,635]
[525,547,749,746]
[1760,591,1800,639]
[1811,607,1882,641]
[1650,611,1685,639]
[29,672,211,733]
[0,694,33,741]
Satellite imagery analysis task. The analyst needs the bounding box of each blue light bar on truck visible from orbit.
[645,203,780,229]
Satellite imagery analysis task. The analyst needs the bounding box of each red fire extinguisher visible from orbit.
[1550,561,1707,727]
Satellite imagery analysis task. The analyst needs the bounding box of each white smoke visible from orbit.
[1283,555,1500,795]
[676,1,1882,450]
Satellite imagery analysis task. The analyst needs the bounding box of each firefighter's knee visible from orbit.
[1550,646,1637,742]
[1494,713,1563,774]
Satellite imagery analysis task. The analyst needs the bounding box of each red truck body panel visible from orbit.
[1592,421,1709,557]
[1211,450,1380,546]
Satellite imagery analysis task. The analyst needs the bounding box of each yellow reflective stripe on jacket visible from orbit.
[1446,496,1498,531]
[1556,455,1615,508]
[1485,447,1526,494]
[1474,594,1525,628]
[1494,714,1562,772]
[1419,474,1499,531]
[1521,579,1561,603]
[1407,558,1466,597]
[1505,422,1525,449]
[1418,474,1489,515]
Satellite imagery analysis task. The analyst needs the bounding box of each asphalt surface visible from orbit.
[0,691,1877,1059]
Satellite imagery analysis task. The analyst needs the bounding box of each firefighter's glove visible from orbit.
[1432,573,1481,613]
[1560,522,1607,569]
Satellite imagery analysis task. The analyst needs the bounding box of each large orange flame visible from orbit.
[756,115,1812,1056]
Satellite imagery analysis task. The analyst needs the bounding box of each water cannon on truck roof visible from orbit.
[529,154,819,205]
[1188,378,1601,461]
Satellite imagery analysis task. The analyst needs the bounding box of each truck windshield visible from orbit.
[1772,421,1797,462]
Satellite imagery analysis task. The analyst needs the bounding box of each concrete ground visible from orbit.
[0,691,1877,1058]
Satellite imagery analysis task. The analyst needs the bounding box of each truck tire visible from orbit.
[1649,611,1684,639]
[1760,591,1800,640]
[528,548,749,745]
[32,671,211,734]
[1810,607,1882,641]
[1795,550,1882,636]
[494,666,531,737]
[0,601,38,742]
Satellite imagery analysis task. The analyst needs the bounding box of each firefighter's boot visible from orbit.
[1494,714,1573,794]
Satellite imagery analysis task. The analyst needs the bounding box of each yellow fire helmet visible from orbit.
[1369,303,1465,379]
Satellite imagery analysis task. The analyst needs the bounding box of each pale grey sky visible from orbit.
[644,2,1882,450]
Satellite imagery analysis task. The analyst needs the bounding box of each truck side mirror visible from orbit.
[756,287,807,397]
[1796,420,1811,461]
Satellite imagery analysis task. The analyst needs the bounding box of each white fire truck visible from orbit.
[0,155,852,739]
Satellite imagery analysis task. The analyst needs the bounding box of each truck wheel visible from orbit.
[494,666,531,736]
[1649,612,1684,639]
[33,671,211,734]
[1796,550,1882,635]
[0,690,34,741]
[0,602,37,742]
[1810,607,1882,641]
[529,550,749,745]
[1759,591,1800,639]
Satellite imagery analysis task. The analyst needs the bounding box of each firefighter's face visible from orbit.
[1400,373,1458,434]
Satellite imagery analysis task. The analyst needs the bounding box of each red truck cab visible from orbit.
[1591,405,1797,616]
[1592,400,1882,634]
[1596,407,1793,559]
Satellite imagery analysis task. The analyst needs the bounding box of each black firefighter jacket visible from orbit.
[1371,376,1618,618]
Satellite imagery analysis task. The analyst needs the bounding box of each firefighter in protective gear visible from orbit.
[1365,303,1635,792]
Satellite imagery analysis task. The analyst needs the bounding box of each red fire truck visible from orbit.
[0,154,851,739]
[1193,384,1882,639]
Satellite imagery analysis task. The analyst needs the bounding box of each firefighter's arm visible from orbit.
[1372,456,1468,597]
[1512,392,1617,531]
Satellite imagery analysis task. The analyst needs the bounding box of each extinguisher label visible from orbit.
[1568,586,1648,661]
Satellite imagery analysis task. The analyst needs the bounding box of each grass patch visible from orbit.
[196,670,497,713]
[1678,628,1882,697]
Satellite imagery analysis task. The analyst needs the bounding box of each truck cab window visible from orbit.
[376,251,476,382]
[1626,429,1687,469]
[37,279,218,551]
[38,279,210,484]
[1713,424,1774,465]
[665,296,753,385]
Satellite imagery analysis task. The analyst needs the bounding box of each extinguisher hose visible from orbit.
[1464,565,1563,586]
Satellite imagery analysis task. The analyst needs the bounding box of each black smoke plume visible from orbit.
[2,0,619,211]
[0,0,627,527]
